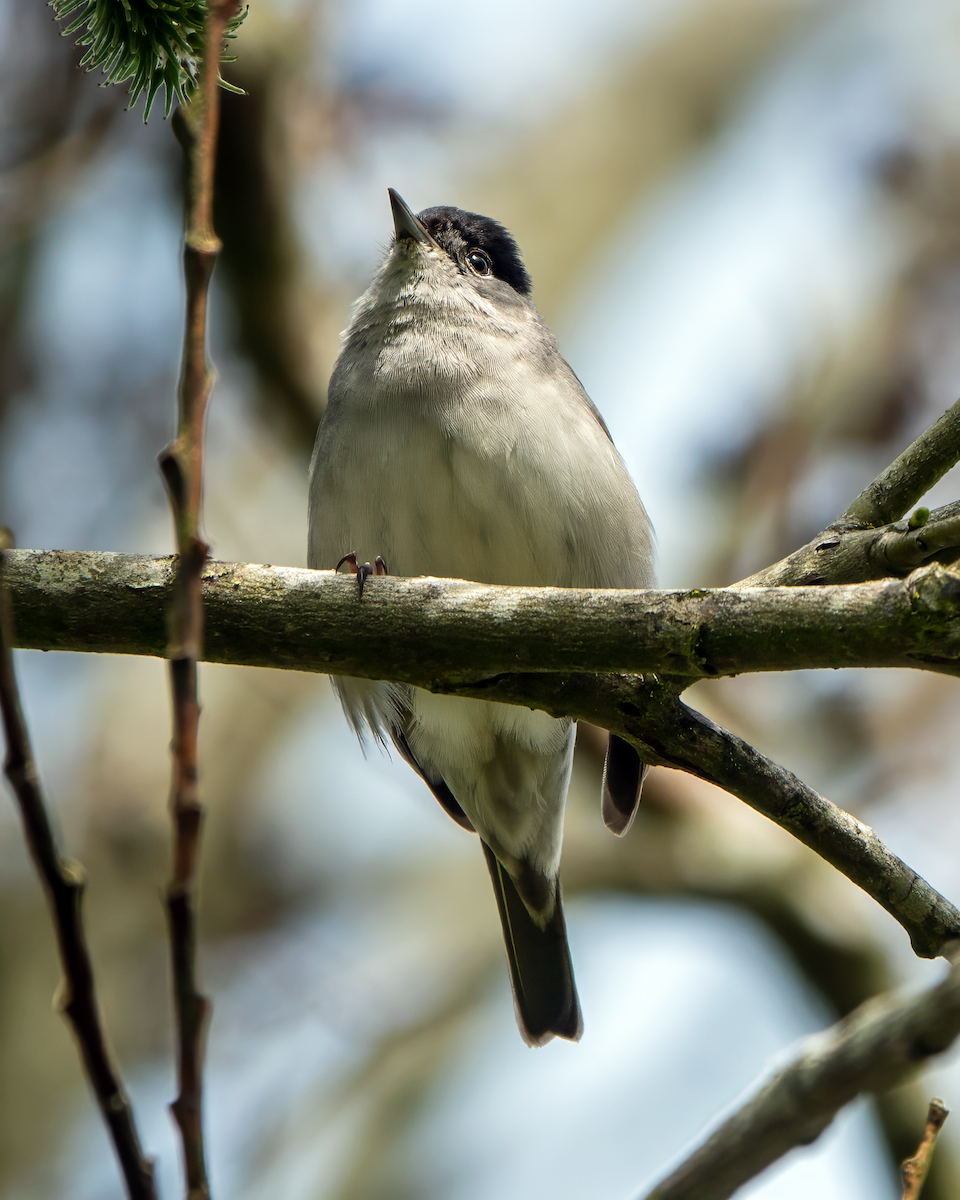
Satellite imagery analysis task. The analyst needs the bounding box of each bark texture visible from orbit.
[7,550,960,682]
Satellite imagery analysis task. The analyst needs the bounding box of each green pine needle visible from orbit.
[51,0,246,121]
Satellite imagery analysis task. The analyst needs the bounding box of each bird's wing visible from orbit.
[601,733,648,837]
[331,675,476,831]
[390,724,476,832]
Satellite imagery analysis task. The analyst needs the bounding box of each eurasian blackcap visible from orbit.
[308,190,655,1045]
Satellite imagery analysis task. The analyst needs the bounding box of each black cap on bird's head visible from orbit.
[388,188,532,298]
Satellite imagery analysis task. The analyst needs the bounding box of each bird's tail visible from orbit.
[481,841,583,1046]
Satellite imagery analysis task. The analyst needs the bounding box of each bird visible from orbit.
[308,189,655,1045]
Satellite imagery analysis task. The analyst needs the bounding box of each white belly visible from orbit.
[308,352,654,589]
[307,323,653,873]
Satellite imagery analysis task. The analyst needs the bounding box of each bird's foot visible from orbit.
[335,552,388,598]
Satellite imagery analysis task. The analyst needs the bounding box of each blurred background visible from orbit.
[3,0,960,1195]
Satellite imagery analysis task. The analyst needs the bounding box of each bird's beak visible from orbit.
[389,188,438,246]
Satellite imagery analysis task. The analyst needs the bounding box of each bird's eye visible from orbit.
[467,249,493,277]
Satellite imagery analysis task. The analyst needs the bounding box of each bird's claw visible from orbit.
[335,552,388,598]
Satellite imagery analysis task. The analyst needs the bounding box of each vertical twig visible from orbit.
[901,1099,949,1199]
[159,4,238,1196]
[0,532,157,1200]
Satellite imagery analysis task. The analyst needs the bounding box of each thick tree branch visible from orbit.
[7,550,960,960]
[0,543,157,1199]
[639,956,960,1200]
[7,551,960,681]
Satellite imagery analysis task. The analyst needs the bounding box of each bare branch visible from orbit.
[158,3,239,1193]
[737,393,960,588]
[902,1100,950,1200]
[641,699,960,960]
[6,551,960,961]
[0,541,156,1198]
[843,396,960,528]
[881,510,960,572]
[6,551,960,681]
[454,673,960,961]
[737,500,960,588]
[639,960,960,1200]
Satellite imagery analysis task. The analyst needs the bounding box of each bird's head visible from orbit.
[386,188,532,303]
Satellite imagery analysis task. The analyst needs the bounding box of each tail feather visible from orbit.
[481,841,583,1046]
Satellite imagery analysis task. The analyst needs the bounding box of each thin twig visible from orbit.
[640,962,960,1200]
[159,3,237,1196]
[642,694,960,960]
[843,395,960,528]
[654,700,960,959]
[0,536,157,1199]
[737,397,960,587]
[902,1100,950,1200]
